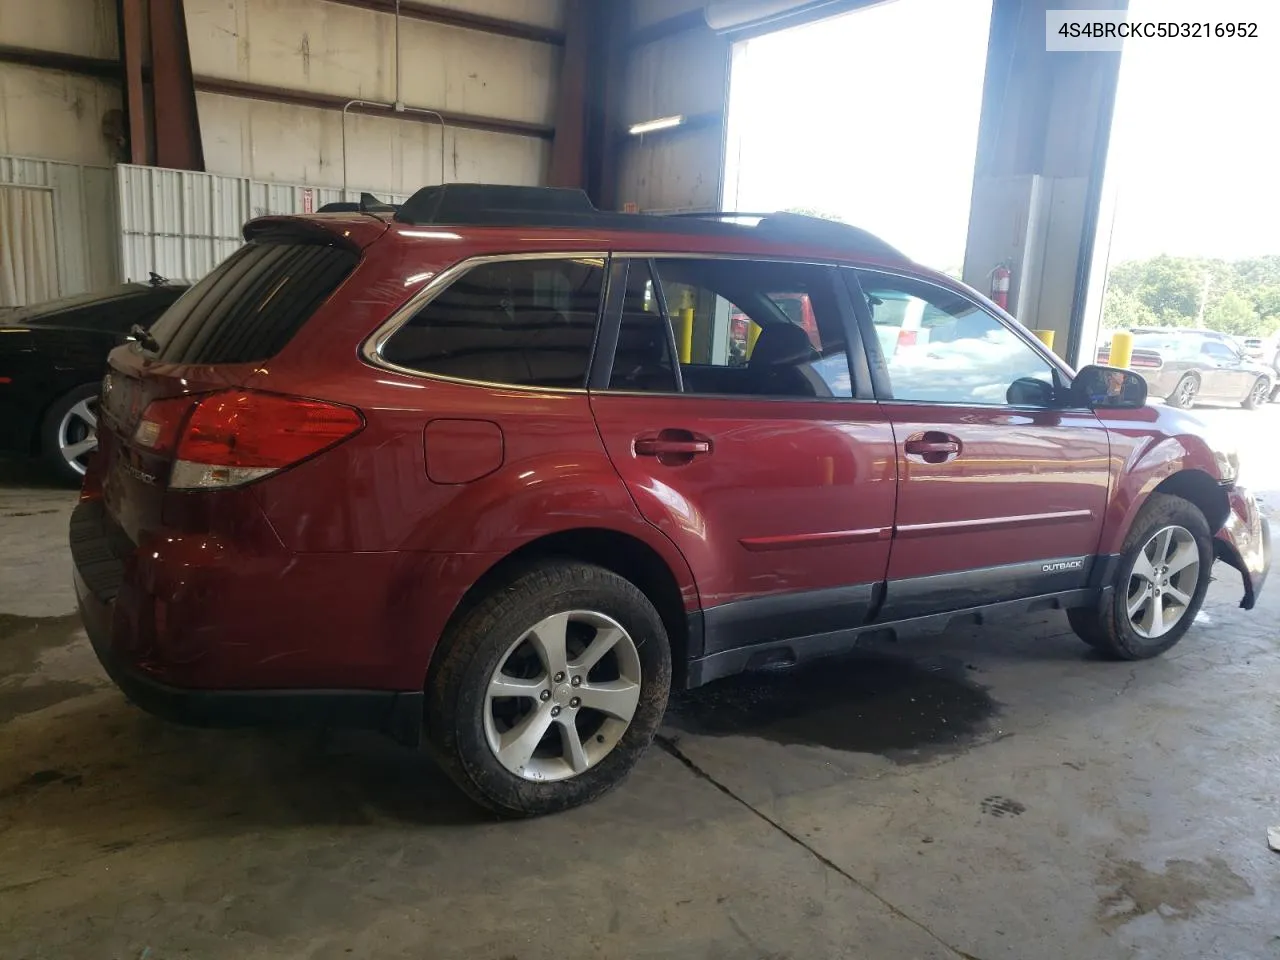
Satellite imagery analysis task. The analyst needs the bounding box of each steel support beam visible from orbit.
[322,0,564,45]
[119,0,149,165]
[149,0,204,171]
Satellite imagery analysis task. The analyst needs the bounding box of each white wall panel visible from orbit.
[617,127,724,213]
[623,30,730,125]
[427,0,565,29]
[185,0,558,126]
[197,93,548,193]
[0,154,118,295]
[0,66,122,167]
[0,0,118,58]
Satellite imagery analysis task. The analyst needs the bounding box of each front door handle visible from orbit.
[904,432,961,464]
[634,429,711,466]
[635,439,710,456]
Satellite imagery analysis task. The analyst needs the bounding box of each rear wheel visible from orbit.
[425,561,671,817]
[40,384,100,485]
[1166,374,1199,409]
[1068,493,1212,659]
[1242,376,1270,409]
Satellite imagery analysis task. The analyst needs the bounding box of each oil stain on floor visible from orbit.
[1096,856,1254,931]
[0,612,96,724]
[665,651,998,762]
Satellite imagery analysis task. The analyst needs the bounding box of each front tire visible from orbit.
[425,561,671,817]
[1242,376,1270,409]
[1068,493,1213,659]
[40,384,100,485]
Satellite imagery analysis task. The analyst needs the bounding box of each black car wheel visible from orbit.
[1242,376,1270,410]
[1067,493,1212,660]
[425,560,672,817]
[40,384,100,485]
[1166,374,1199,409]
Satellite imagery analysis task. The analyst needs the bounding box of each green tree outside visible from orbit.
[1103,254,1280,339]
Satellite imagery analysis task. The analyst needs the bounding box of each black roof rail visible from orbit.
[317,193,399,215]
[389,183,906,260]
[396,183,596,225]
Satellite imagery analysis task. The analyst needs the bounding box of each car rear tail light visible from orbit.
[897,329,918,349]
[138,390,363,490]
[1131,353,1162,369]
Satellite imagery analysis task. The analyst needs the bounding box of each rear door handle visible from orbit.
[904,432,961,463]
[635,439,710,456]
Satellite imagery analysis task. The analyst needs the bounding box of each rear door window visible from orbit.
[148,241,358,364]
[380,257,604,388]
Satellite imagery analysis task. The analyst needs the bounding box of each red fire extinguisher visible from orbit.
[990,262,1012,311]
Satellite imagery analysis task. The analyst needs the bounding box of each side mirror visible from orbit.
[1070,364,1147,409]
[1006,376,1055,407]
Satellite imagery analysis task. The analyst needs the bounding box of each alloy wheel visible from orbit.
[57,398,98,476]
[483,610,642,782]
[1251,379,1269,406]
[1126,525,1200,639]
[1177,377,1197,407]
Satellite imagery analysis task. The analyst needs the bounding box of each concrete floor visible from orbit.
[2,406,1278,960]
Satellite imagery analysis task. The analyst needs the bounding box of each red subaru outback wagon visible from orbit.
[73,185,1270,816]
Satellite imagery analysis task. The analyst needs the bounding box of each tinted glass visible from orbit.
[615,258,851,398]
[610,261,679,392]
[149,242,357,364]
[382,258,603,388]
[1201,340,1236,360]
[859,271,1055,405]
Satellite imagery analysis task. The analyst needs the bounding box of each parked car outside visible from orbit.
[1096,327,1273,409]
[71,186,1271,816]
[0,278,189,482]
[1240,335,1266,360]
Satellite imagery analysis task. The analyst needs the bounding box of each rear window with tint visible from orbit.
[380,258,603,388]
[148,241,358,364]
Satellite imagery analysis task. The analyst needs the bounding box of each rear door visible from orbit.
[589,256,897,662]
[849,268,1110,618]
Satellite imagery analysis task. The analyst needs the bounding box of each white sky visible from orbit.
[727,0,1280,268]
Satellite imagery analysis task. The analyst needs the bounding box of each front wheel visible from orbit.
[1068,493,1213,659]
[425,561,671,817]
[1242,376,1270,409]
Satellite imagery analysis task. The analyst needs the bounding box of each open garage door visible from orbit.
[721,0,992,273]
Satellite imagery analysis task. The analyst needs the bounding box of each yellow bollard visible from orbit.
[746,321,762,359]
[676,307,694,364]
[1032,329,1055,351]
[1109,330,1134,369]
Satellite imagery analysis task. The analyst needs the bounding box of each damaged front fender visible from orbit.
[1213,484,1271,610]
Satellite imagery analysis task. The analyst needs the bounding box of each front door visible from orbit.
[589,256,897,663]
[850,269,1111,619]
[1198,338,1251,399]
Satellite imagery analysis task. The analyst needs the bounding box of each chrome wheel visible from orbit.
[484,610,642,782]
[1126,525,1200,640]
[57,397,98,475]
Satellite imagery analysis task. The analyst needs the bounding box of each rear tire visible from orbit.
[1166,374,1199,409]
[425,560,671,817]
[1068,493,1212,660]
[40,384,100,486]
[1242,376,1270,409]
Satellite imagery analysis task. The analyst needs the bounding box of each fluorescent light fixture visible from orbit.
[629,115,684,136]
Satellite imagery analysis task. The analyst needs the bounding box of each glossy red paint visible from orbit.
[879,404,1111,578]
[424,419,504,484]
[590,393,898,607]
[73,207,1267,709]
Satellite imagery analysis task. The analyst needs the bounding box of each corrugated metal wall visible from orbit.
[0,155,119,296]
[117,164,409,283]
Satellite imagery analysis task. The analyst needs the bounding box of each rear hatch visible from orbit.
[93,221,373,546]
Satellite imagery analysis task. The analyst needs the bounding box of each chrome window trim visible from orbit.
[852,266,1079,409]
[361,250,869,395]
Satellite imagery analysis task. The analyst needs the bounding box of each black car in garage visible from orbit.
[0,278,188,482]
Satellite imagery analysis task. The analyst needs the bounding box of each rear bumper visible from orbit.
[71,498,424,744]
[1213,484,1271,609]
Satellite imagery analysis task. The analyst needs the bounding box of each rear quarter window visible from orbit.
[148,241,358,364]
[378,257,604,388]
